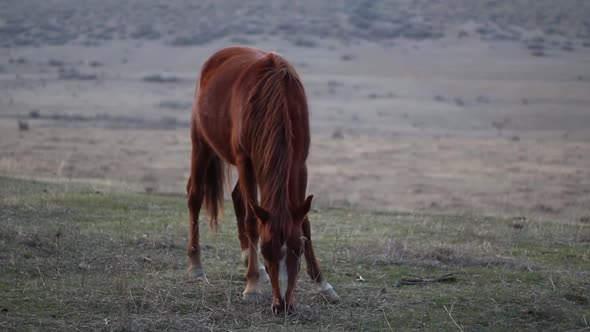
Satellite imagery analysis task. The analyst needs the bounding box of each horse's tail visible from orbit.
[204,155,224,232]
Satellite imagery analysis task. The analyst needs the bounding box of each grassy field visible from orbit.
[0,176,588,331]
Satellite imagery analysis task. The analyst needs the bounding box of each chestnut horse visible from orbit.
[186,46,339,314]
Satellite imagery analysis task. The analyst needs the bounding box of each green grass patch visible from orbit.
[1,176,588,331]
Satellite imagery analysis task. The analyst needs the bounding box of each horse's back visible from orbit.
[193,46,308,165]
[198,47,265,91]
[193,47,267,162]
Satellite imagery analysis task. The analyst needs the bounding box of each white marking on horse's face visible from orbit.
[278,244,287,298]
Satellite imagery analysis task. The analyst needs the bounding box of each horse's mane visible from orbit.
[242,53,305,232]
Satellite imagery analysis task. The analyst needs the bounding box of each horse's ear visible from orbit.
[293,195,313,224]
[249,202,270,224]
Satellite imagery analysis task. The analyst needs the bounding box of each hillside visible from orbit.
[2,0,590,48]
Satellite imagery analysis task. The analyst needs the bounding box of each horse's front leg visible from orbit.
[242,219,265,302]
[231,181,268,281]
[295,165,340,302]
[236,156,265,302]
[302,216,340,302]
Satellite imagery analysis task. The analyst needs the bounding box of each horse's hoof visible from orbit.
[187,267,206,279]
[272,303,296,316]
[319,285,340,303]
[242,292,264,303]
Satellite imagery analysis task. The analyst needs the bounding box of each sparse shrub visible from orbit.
[170,35,210,46]
[341,54,355,61]
[131,24,161,40]
[403,24,440,40]
[428,247,455,264]
[293,37,317,48]
[562,44,574,52]
[332,129,343,139]
[457,30,469,39]
[160,116,178,127]
[29,109,40,118]
[59,68,97,80]
[48,59,64,67]
[18,120,29,131]
[475,25,492,35]
[9,57,27,64]
[229,36,255,45]
[327,80,342,88]
[533,203,560,214]
[527,42,545,51]
[158,100,192,110]
[476,96,491,103]
[142,74,182,84]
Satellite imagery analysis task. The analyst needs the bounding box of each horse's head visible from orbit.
[249,195,313,315]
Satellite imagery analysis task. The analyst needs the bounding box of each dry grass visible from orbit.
[1,176,589,331]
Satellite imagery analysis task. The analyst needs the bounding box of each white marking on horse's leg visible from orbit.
[243,280,261,295]
[252,244,268,281]
[317,280,340,302]
[259,260,269,281]
[243,270,262,301]
[317,281,333,292]
[241,249,248,266]
[187,266,206,279]
[242,283,263,302]
[242,245,262,301]
[278,244,287,298]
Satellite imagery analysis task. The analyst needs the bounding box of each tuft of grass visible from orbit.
[1,176,588,331]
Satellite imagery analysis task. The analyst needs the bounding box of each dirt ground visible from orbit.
[1,118,589,223]
[1,4,590,223]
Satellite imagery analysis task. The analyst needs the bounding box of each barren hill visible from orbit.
[2,0,590,48]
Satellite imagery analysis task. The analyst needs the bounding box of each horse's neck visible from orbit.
[261,182,289,210]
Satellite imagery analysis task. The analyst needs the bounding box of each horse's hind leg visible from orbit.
[232,181,268,281]
[231,181,249,262]
[186,139,213,279]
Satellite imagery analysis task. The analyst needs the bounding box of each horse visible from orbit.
[186,46,340,314]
